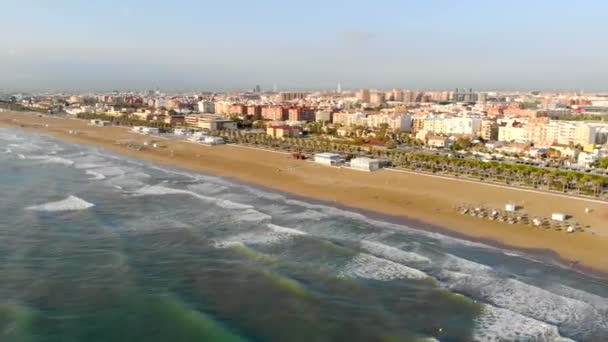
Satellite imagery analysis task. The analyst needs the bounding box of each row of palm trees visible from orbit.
[76,113,173,131]
[213,130,608,198]
[394,153,607,197]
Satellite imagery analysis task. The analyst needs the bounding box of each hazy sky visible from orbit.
[1,0,607,92]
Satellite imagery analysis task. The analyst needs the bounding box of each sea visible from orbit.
[1,127,607,342]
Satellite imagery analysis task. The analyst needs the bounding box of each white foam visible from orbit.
[338,253,428,281]
[107,172,150,189]
[548,284,608,312]
[284,196,496,252]
[214,223,305,247]
[17,154,26,159]
[288,209,328,221]
[285,199,369,221]
[188,183,229,195]
[8,142,42,152]
[4,148,11,153]
[267,223,308,236]
[447,275,608,340]
[213,241,246,249]
[360,240,431,265]
[89,166,126,177]
[233,209,272,222]
[473,305,575,342]
[85,170,106,180]
[135,185,255,211]
[24,155,74,166]
[26,195,94,212]
[439,254,495,275]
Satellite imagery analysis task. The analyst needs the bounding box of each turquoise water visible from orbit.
[1,128,607,341]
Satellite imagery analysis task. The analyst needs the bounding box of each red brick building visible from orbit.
[261,106,288,120]
[247,105,262,119]
[288,107,316,122]
[228,104,247,116]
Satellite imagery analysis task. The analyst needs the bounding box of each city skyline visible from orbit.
[2,0,608,92]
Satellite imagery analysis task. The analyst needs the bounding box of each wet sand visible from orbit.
[2,112,608,273]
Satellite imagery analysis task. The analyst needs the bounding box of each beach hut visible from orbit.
[551,213,567,222]
[505,203,516,212]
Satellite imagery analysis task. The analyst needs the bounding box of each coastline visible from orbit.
[2,111,608,274]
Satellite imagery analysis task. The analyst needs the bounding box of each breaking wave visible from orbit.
[21,154,75,166]
[474,305,574,342]
[86,170,106,180]
[338,253,429,281]
[135,185,254,210]
[26,195,95,212]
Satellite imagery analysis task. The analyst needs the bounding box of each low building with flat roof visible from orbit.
[350,157,381,171]
[185,114,237,130]
[314,153,342,166]
[267,125,302,138]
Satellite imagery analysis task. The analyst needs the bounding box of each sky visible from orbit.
[1,0,607,92]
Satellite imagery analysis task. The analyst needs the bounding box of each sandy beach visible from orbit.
[2,111,608,273]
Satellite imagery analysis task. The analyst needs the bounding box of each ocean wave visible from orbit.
[283,196,496,252]
[6,142,42,152]
[447,275,608,340]
[107,172,151,190]
[548,284,608,312]
[267,223,308,236]
[359,240,431,266]
[85,170,106,180]
[338,253,428,281]
[214,223,306,248]
[22,155,74,166]
[135,185,254,210]
[474,305,575,342]
[72,155,109,169]
[188,183,229,195]
[26,195,95,212]
[233,209,272,222]
[88,166,127,177]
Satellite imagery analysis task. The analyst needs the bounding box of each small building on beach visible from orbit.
[90,119,111,126]
[174,128,194,136]
[131,126,160,135]
[551,212,568,221]
[314,153,342,166]
[350,157,381,171]
[203,136,225,145]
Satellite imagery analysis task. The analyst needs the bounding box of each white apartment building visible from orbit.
[332,112,367,126]
[197,100,215,113]
[498,124,527,143]
[366,113,412,130]
[422,115,481,136]
[444,117,482,135]
[423,116,446,134]
[498,121,599,146]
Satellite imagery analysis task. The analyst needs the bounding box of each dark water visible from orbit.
[1,128,607,342]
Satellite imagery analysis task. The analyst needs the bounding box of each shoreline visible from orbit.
[225,177,608,282]
[2,111,608,275]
